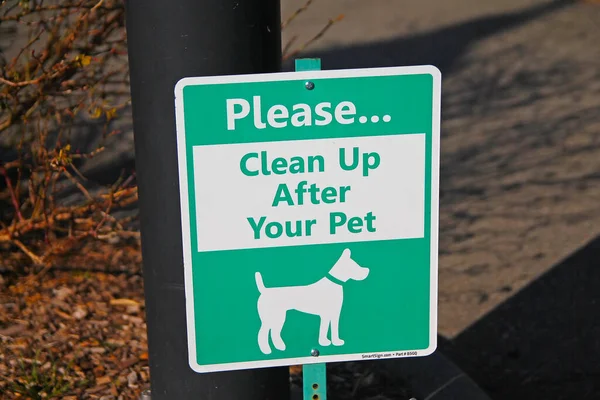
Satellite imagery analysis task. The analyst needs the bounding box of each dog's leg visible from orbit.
[258,322,272,355]
[270,312,287,351]
[318,316,332,346]
[331,313,344,346]
[257,296,272,354]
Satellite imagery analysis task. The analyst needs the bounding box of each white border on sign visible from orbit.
[174,65,441,373]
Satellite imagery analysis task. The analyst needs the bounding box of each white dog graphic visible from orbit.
[255,248,369,355]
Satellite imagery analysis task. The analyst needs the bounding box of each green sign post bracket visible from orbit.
[296,58,327,400]
[303,353,327,400]
[173,56,441,378]
[295,58,322,72]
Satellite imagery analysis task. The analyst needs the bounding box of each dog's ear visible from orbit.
[342,248,351,258]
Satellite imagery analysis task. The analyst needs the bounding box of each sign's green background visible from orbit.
[181,73,434,366]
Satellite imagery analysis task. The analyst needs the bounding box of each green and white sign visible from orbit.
[174,65,441,373]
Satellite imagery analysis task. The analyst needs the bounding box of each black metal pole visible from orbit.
[125,1,288,399]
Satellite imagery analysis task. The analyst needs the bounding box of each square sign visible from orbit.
[174,65,441,373]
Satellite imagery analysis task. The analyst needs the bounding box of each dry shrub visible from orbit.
[0,0,342,272]
[0,0,135,272]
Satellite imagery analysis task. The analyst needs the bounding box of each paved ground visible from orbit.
[283,0,600,336]
[282,1,600,397]
[442,235,600,399]
[282,0,555,53]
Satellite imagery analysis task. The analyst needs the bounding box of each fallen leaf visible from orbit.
[110,298,140,307]
[0,323,28,337]
[96,375,112,386]
[55,309,74,320]
[120,357,139,369]
[53,286,74,301]
[73,305,88,320]
[127,370,138,388]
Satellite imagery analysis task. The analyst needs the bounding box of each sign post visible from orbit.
[125,0,289,398]
[295,58,328,400]
[174,59,441,378]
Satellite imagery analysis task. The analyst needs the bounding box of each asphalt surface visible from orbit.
[283,0,600,337]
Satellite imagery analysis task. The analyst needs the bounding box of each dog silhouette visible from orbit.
[255,248,369,354]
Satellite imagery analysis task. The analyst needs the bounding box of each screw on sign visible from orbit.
[173,58,441,400]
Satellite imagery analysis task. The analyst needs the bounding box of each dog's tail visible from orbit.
[255,272,266,293]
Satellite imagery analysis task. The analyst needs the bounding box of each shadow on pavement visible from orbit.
[285,0,574,72]
[441,235,600,399]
